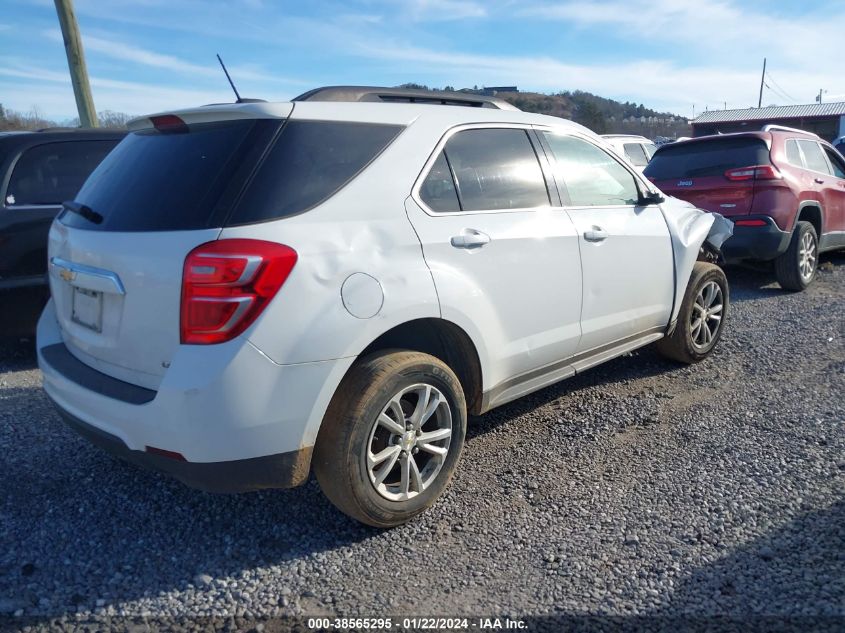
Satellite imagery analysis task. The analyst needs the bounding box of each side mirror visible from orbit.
[639,189,664,206]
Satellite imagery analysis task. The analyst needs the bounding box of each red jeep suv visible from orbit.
[644,125,845,290]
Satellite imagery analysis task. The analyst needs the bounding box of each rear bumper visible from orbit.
[37,300,355,492]
[720,216,791,263]
[53,403,312,492]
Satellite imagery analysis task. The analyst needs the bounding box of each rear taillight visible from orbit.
[724,165,782,181]
[181,239,297,344]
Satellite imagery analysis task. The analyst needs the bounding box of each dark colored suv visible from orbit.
[0,129,124,336]
[644,126,845,290]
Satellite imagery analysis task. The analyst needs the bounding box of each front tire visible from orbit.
[774,220,818,291]
[313,350,467,528]
[656,262,729,364]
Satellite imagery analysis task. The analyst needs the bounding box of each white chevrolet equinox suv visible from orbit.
[38,87,732,527]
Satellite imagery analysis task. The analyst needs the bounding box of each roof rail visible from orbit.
[761,124,819,137]
[292,86,520,111]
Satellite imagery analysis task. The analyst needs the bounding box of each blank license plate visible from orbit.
[71,287,103,332]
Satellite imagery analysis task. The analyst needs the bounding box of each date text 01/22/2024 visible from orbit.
[305,617,527,630]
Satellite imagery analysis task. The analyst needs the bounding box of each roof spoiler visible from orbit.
[292,86,520,111]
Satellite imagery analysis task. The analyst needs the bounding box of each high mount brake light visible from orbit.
[181,239,297,344]
[724,165,782,181]
[151,114,189,133]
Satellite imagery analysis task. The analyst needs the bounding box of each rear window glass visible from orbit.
[644,137,771,180]
[63,120,266,231]
[623,142,648,166]
[230,121,402,225]
[6,140,116,206]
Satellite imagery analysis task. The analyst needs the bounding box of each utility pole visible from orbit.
[757,57,766,108]
[818,89,823,104]
[54,0,98,127]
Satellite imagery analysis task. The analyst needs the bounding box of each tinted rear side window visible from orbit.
[442,128,549,211]
[644,137,771,180]
[420,152,461,213]
[6,140,116,206]
[230,121,403,225]
[64,120,269,231]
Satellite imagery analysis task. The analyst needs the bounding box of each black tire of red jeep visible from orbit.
[313,350,467,528]
[655,262,729,364]
[774,220,818,292]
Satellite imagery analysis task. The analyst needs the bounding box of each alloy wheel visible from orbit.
[798,231,817,282]
[365,383,453,501]
[690,280,723,349]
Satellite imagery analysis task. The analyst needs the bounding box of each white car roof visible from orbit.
[601,134,653,143]
[128,100,594,137]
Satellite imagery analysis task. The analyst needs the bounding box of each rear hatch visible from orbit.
[47,109,287,389]
[644,136,774,217]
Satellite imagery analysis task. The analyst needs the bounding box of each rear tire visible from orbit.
[656,262,729,364]
[313,350,466,528]
[774,221,818,291]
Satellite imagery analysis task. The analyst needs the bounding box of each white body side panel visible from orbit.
[566,204,675,352]
[406,198,583,391]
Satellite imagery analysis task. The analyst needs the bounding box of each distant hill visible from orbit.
[397,84,690,139]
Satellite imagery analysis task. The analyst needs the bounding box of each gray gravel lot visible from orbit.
[1,255,843,629]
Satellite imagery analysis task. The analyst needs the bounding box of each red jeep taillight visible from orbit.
[724,165,782,181]
[181,239,297,344]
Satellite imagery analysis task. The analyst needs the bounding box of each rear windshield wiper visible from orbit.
[62,200,103,225]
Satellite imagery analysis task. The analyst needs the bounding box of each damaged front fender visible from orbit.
[659,196,734,324]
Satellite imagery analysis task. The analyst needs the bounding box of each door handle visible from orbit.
[451,229,491,249]
[584,227,608,242]
[814,178,825,184]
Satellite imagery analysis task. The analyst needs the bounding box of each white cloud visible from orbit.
[351,41,837,114]
[518,0,841,72]
[407,0,487,21]
[42,29,306,86]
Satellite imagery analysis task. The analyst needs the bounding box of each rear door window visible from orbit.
[230,121,403,225]
[798,140,831,175]
[6,140,116,206]
[438,128,549,212]
[623,142,648,166]
[644,137,771,180]
[544,133,639,207]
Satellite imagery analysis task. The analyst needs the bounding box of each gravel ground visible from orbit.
[1,255,843,630]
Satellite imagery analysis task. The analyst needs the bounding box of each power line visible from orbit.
[765,71,799,103]
[764,81,796,105]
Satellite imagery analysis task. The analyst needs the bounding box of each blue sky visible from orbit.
[1,0,843,122]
